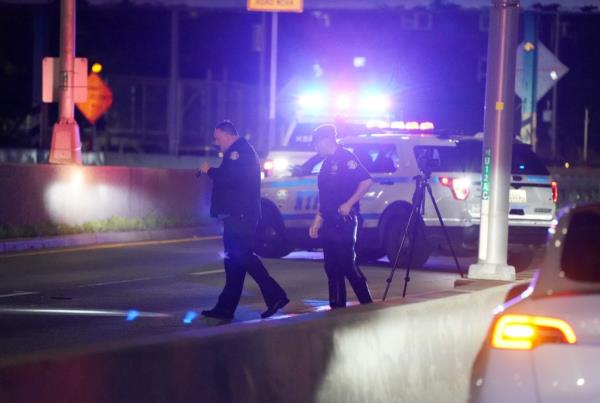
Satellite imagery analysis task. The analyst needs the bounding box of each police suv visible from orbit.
[256,123,557,267]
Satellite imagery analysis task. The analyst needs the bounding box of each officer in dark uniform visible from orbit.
[199,120,289,319]
[309,124,374,308]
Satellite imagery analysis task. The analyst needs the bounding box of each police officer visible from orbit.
[308,124,374,308]
[199,120,289,319]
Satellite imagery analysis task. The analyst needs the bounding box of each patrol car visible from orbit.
[256,123,558,268]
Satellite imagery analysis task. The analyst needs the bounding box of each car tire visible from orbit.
[356,247,385,263]
[383,211,431,269]
[255,205,293,258]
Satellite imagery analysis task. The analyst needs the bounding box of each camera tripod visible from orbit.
[382,171,465,300]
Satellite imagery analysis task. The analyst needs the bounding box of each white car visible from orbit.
[256,129,557,268]
[470,202,600,403]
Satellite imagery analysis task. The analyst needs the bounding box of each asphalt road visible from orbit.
[0,236,471,362]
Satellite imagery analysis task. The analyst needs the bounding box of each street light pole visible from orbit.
[49,0,82,164]
[268,12,278,150]
[469,0,520,281]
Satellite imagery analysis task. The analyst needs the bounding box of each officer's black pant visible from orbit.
[214,215,287,315]
[321,214,373,308]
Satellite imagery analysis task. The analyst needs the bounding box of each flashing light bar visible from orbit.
[297,91,391,114]
[365,120,436,130]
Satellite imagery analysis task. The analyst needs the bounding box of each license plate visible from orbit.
[509,188,527,203]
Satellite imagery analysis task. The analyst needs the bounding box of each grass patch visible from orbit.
[0,215,203,240]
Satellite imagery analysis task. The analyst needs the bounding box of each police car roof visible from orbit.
[339,130,467,146]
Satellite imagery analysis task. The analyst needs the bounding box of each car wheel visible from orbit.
[383,212,431,269]
[255,208,293,258]
[356,247,385,263]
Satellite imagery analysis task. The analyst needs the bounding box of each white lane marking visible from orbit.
[77,275,170,288]
[190,269,225,276]
[0,291,40,299]
[0,307,170,318]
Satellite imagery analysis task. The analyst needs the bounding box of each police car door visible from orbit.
[262,153,322,230]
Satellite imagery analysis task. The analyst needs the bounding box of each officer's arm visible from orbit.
[344,178,373,207]
[206,154,250,185]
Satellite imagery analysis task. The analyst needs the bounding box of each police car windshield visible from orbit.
[413,141,549,175]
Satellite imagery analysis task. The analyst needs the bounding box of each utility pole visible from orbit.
[167,9,180,155]
[49,0,81,164]
[469,0,520,281]
[268,12,279,150]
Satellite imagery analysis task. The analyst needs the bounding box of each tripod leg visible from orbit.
[382,203,419,301]
[425,184,465,278]
[402,214,419,298]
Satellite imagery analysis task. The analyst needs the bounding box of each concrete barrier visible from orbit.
[0,283,513,403]
[0,163,213,229]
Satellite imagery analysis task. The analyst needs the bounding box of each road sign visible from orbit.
[76,73,113,125]
[515,41,568,102]
[247,0,303,13]
[42,57,88,103]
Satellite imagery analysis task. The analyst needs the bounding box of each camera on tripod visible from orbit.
[382,147,464,299]
[415,148,441,179]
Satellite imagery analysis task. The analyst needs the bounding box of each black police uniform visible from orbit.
[206,137,287,317]
[318,146,373,308]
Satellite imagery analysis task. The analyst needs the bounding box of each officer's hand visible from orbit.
[338,202,352,216]
[199,162,211,174]
[309,216,322,239]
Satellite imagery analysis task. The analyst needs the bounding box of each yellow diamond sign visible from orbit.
[247,0,303,13]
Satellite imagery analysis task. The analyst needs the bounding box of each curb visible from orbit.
[0,225,222,254]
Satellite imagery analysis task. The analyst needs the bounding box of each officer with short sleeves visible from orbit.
[199,120,289,319]
[309,124,374,308]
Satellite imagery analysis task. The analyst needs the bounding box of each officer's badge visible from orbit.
[331,164,338,173]
[347,159,358,170]
[229,151,240,160]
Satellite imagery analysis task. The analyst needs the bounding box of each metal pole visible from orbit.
[58,0,75,121]
[167,9,180,155]
[583,107,589,163]
[258,13,267,152]
[268,12,278,150]
[469,0,520,281]
[550,11,560,160]
[49,0,81,164]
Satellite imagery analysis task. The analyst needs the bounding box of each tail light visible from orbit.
[551,180,558,203]
[263,160,274,177]
[491,314,576,350]
[439,177,470,200]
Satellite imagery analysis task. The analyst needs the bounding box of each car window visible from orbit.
[296,153,324,176]
[561,208,600,283]
[344,143,398,173]
[413,141,549,175]
[310,160,324,174]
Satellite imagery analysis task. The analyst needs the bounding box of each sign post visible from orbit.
[48,0,83,165]
[247,0,303,149]
[469,0,520,281]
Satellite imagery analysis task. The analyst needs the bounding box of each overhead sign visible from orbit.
[515,41,569,102]
[247,0,303,13]
[76,73,113,125]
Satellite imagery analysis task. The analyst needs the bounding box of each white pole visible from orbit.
[49,0,81,164]
[268,12,278,150]
[469,0,520,281]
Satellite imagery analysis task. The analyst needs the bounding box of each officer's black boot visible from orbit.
[328,278,346,308]
[347,266,373,304]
